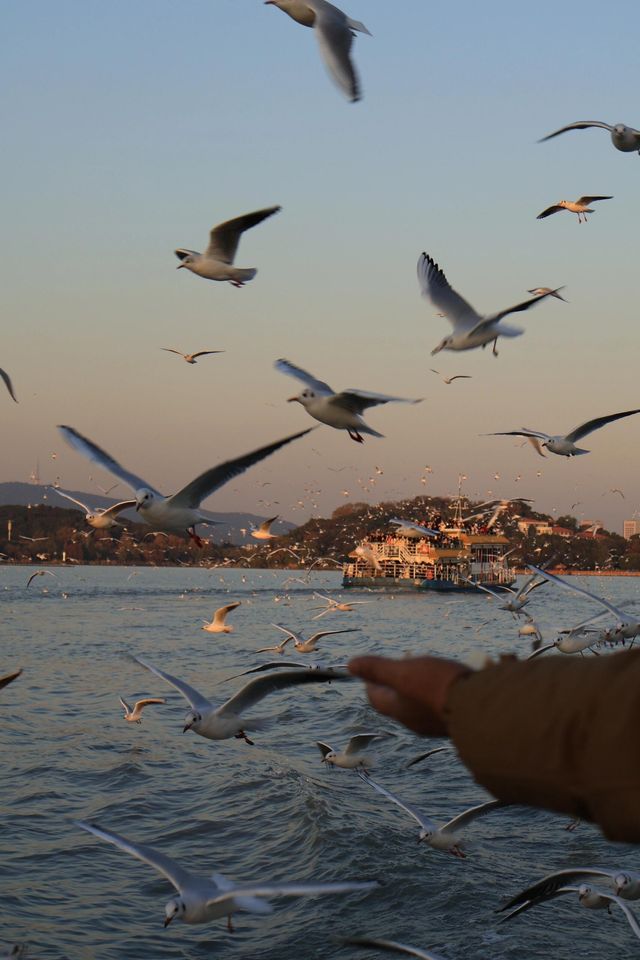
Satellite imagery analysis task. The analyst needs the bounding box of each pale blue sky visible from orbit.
[3,0,640,531]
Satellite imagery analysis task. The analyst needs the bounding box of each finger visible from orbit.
[349,655,401,685]
[364,681,401,718]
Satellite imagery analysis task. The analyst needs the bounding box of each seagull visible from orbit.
[0,669,22,692]
[418,253,553,357]
[26,570,57,589]
[120,696,166,723]
[317,734,387,769]
[487,408,640,457]
[537,196,612,223]
[357,772,509,857]
[527,286,567,302]
[276,358,422,443]
[202,601,241,634]
[389,518,439,538]
[162,349,224,364]
[51,488,136,530]
[0,368,17,403]
[539,120,640,154]
[264,0,371,103]
[310,592,372,619]
[499,883,640,941]
[499,868,640,913]
[223,660,347,683]
[350,544,382,571]
[429,369,472,385]
[462,571,545,617]
[268,623,357,653]
[344,937,445,960]
[133,656,351,743]
[75,820,376,930]
[174,206,281,286]
[57,424,313,546]
[250,516,279,540]
[406,747,448,769]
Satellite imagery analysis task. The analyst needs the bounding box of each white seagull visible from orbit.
[539,120,640,154]
[264,0,371,102]
[418,253,553,357]
[119,696,166,724]
[162,348,224,364]
[317,733,387,769]
[389,518,439,538]
[58,424,313,546]
[175,206,281,287]
[250,515,280,540]
[499,883,640,941]
[310,592,372,619]
[499,867,640,913]
[357,772,509,857]
[26,569,57,589]
[429,369,472,385]
[75,820,376,930]
[463,571,545,617]
[276,358,421,443]
[537,196,612,223]
[527,286,567,301]
[344,937,445,960]
[202,601,241,634]
[267,623,357,653]
[0,368,17,403]
[133,655,351,743]
[52,488,135,530]
[487,408,640,457]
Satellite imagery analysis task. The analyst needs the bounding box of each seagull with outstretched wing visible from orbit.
[175,207,281,287]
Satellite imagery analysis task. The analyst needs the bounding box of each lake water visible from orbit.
[1,565,639,959]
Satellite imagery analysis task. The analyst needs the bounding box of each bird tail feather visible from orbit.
[348,18,371,35]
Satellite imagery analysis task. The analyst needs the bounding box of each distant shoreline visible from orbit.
[514,568,640,578]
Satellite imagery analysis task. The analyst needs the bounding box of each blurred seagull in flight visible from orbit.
[429,369,472,385]
[120,696,166,724]
[202,601,241,634]
[51,488,135,530]
[418,253,554,357]
[539,120,640,154]
[269,623,357,653]
[527,286,567,301]
[75,820,376,930]
[310,592,372,619]
[498,883,640,942]
[487,408,640,457]
[175,207,281,287]
[317,733,387,770]
[162,349,224,364]
[264,0,371,102]
[276,358,421,443]
[26,570,57,589]
[0,368,17,403]
[344,937,446,960]
[537,196,612,223]
[133,655,352,743]
[250,516,280,540]
[57,424,313,546]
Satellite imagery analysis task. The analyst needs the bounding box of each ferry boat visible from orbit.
[341,501,516,592]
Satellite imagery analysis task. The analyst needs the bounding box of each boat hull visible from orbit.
[342,575,516,592]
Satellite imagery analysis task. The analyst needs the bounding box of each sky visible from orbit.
[2,0,640,533]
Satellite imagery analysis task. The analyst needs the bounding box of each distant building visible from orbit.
[624,520,640,540]
[517,519,553,536]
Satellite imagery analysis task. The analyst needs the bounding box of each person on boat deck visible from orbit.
[349,648,640,842]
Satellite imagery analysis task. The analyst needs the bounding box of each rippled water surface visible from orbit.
[2,565,639,959]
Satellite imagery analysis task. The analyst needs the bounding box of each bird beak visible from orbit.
[176,264,185,270]
[164,916,174,927]
[430,345,442,356]
[183,721,193,733]
[135,503,141,512]
[287,396,299,403]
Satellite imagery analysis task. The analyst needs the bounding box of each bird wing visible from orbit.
[271,623,300,643]
[208,880,376,907]
[51,488,90,512]
[448,375,472,382]
[389,518,438,537]
[345,734,385,755]
[461,577,505,601]
[213,601,241,625]
[566,408,640,442]
[133,698,166,712]
[308,628,357,644]
[357,771,436,831]
[417,253,480,331]
[223,661,312,682]
[274,358,334,396]
[498,867,617,913]
[205,207,281,263]
[477,290,552,328]
[575,195,613,205]
[161,348,184,357]
[406,747,447,768]
[441,799,511,834]
[119,696,132,713]
[0,669,22,691]
[189,351,224,360]
[539,120,614,141]
[343,937,443,960]
[75,821,193,892]
[537,204,563,219]
[528,564,624,618]
[0,368,18,403]
[58,426,160,496]
[101,500,136,518]
[488,428,550,441]
[132,656,211,712]
[310,0,360,102]
[168,428,313,509]
[608,895,640,940]
[499,886,578,922]
[333,390,421,413]
[217,669,351,717]
[259,515,279,533]
[316,740,333,759]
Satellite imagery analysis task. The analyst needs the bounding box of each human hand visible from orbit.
[348,654,471,737]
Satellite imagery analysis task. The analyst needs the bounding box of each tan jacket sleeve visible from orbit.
[445,648,640,842]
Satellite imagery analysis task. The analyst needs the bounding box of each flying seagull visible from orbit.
[429,369,472,385]
[264,0,371,102]
[202,602,241,634]
[487,408,640,457]
[499,883,640,943]
[537,196,612,223]
[316,734,387,769]
[162,349,224,364]
[175,207,281,287]
[418,253,553,357]
[276,358,421,443]
[539,120,640,154]
[0,368,17,403]
[75,820,376,930]
[344,937,445,960]
[57,424,313,545]
[250,516,280,540]
[120,696,166,724]
[51,488,135,530]
[498,866,640,913]
[527,286,567,301]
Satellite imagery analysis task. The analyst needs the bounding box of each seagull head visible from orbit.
[288,388,315,406]
[183,710,201,733]
[614,123,627,135]
[135,489,156,512]
[164,897,186,927]
[417,828,432,844]
[430,337,451,356]
[321,750,337,765]
[577,884,593,902]
[614,872,632,895]
[175,254,194,270]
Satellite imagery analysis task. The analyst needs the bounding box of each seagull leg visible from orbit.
[187,526,204,548]
[348,430,365,443]
[492,338,499,357]
[227,914,235,933]
[235,730,255,745]
[449,844,466,859]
